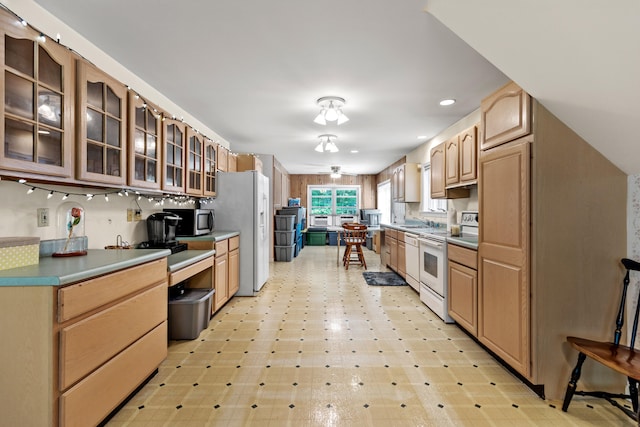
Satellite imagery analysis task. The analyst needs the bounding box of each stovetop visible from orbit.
[138,241,188,254]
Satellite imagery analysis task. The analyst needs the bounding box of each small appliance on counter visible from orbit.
[139,212,188,254]
[360,209,382,227]
[163,208,214,236]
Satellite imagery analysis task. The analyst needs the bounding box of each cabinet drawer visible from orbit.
[58,258,167,322]
[59,321,167,427]
[229,235,240,251]
[215,239,229,257]
[447,243,477,270]
[59,283,167,389]
[385,229,398,239]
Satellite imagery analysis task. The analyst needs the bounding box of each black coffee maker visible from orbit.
[146,212,181,246]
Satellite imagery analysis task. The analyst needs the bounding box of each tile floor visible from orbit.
[107,246,634,426]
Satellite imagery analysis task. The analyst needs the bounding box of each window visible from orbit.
[421,164,447,212]
[309,185,359,215]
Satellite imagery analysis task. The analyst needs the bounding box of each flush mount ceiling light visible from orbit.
[314,96,349,125]
[439,98,456,106]
[315,134,339,153]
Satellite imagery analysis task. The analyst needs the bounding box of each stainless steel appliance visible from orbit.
[205,171,270,296]
[404,232,420,292]
[163,208,214,236]
[360,209,382,227]
[419,230,453,323]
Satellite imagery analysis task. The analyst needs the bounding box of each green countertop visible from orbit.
[167,249,215,273]
[177,230,239,242]
[0,249,171,287]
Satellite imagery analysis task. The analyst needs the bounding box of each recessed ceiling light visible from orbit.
[439,99,456,106]
[350,150,359,153]
[417,135,427,139]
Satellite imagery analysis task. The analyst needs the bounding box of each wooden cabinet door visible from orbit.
[217,144,228,172]
[397,165,406,201]
[203,139,217,197]
[162,117,186,192]
[481,81,531,151]
[228,153,237,172]
[76,60,128,185]
[430,143,446,198]
[229,248,239,297]
[459,125,478,183]
[273,167,283,208]
[186,128,204,196]
[1,21,74,178]
[448,260,477,336]
[128,93,161,189]
[397,238,406,278]
[478,139,531,378]
[445,136,460,187]
[388,236,398,272]
[214,253,228,311]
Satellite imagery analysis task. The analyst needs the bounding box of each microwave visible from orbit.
[163,208,214,236]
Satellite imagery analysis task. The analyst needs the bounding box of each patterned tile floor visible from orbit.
[107,246,633,426]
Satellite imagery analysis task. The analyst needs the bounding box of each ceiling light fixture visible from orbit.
[315,134,339,153]
[330,166,342,179]
[314,96,349,125]
[439,98,456,106]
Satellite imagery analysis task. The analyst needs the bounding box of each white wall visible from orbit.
[629,175,640,339]
[0,179,163,249]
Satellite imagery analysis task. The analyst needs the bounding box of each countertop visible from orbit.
[176,230,240,242]
[381,223,478,250]
[0,249,171,287]
[167,249,215,273]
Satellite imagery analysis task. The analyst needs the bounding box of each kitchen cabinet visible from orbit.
[447,243,478,336]
[0,15,74,179]
[183,235,240,314]
[203,138,217,197]
[76,60,128,185]
[185,128,204,196]
[446,125,478,187]
[392,163,420,202]
[480,81,530,151]
[0,256,168,427]
[161,117,186,193]
[228,152,237,172]
[236,153,263,173]
[384,228,398,272]
[477,81,627,400]
[128,93,161,189]
[430,144,446,199]
[217,144,229,172]
[397,233,406,279]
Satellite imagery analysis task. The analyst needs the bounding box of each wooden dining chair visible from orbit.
[341,223,368,270]
[562,257,640,421]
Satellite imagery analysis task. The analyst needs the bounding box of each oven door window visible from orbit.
[423,251,438,279]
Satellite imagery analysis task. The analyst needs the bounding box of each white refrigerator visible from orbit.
[210,171,270,296]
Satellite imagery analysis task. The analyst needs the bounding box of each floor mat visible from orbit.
[362,271,407,286]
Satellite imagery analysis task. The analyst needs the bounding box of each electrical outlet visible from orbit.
[126,209,133,222]
[37,208,49,227]
[134,210,142,221]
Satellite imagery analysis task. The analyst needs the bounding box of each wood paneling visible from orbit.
[289,174,378,209]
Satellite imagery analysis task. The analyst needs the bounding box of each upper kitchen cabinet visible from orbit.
[127,93,161,189]
[161,117,186,193]
[203,138,216,197]
[480,81,531,151]
[457,125,478,184]
[444,136,460,187]
[431,143,469,199]
[228,152,237,172]
[430,144,446,199]
[216,144,228,172]
[0,15,74,178]
[76,60,128,185]
[236,153,263,173]
[392,163,419,202]
[185,128,204,196]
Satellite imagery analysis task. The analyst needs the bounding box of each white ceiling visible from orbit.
[27,0,510,176]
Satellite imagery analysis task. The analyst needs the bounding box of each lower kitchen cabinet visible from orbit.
[386,228,398,272]
[228,236,240,296]
[447,243,477,336]
[0,257,168,427]
[397,233,406,279]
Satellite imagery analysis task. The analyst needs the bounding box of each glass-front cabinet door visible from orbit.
[203,138,217,197]
[162,117,186,193]
[76,60,127,185]
[1,19,73,177]
[128,93,161,189]
[186,128,204,196]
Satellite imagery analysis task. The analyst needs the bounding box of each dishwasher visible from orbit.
[404,232,420,292]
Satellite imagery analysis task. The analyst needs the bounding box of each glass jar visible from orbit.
[53,202,87,257]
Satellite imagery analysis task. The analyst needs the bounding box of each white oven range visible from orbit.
[418,231,454,323]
